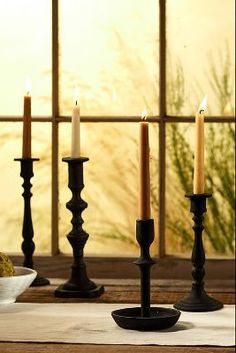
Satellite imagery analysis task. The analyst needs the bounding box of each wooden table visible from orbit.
[0,279,235,353]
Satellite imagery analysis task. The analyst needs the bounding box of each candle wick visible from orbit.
[141,116,147,121]
[199,109,204,114]
[76,100,78,106]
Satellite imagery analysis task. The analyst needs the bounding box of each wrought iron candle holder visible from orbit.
[15,158,50,286]
[55,157,104,298]
[174,193,223,312]
[112,219,180,331]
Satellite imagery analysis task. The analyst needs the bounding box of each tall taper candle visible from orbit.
[71,87,80,157]
[22,79,31,158]
[193,96,207,194]
[139,111,151,219]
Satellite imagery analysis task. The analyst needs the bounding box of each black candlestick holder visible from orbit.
[112,219,180,331]
[174,193,223,312]
[14,158,50,286]
[55,157,104,298]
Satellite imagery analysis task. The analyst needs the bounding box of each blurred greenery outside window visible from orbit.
[0,1,234,261]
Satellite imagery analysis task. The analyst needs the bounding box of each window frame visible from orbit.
[0,0,235,279]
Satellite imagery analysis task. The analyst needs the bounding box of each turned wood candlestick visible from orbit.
[174,193,223,312]
[15,158,50,286]
[55,157,104,298]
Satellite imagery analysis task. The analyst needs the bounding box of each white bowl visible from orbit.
[0,266,37,304]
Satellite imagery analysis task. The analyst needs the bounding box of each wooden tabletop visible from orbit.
[0,278,235,353]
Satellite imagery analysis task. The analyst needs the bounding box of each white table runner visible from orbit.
[0,303,235,346]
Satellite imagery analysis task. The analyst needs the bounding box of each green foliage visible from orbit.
[88,45,235,256]
[167,58,185,115]
[208,44,234,114]
[205,123,235,253]
[166,49,235,255]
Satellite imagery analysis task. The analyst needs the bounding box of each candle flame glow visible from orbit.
[141,110,147,121]
[25,77,32,96]
[198,95,207,113]
[74,86,79,105]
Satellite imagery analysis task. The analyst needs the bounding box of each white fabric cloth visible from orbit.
[0,303,234,346]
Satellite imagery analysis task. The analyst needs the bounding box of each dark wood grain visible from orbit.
[11,255,235,280]
[16,278,235,304]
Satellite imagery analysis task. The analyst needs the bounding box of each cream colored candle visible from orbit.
[71,87,80,158]
[193,96,207,194]
[139,111,151,219]
[22,79,32,158]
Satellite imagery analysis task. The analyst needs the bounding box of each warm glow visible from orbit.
[74,86,79,105]
[25,78,32,96]
[198,95,207,113]
[223,102,232,115]
[112,90,117,102]
[141,110,148,121]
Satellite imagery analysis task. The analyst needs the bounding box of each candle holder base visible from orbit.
[174,288,223,312]
[55,281,104,298]
[31,274,50,287]
[54,157,104,299]
[15,158,50,287]
[112,307,180,331]
[174,193,223,312]
[112,219,181,331]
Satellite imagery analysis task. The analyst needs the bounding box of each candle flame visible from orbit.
[74,86,79,105]
[198,95,207,113]
[25,77,32,96]
[141,110,148,121]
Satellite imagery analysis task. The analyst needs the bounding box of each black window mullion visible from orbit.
[51,0,59,255]
[158,0,166,257]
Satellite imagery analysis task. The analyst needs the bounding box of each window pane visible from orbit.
[59,122,159,256]
[166,122,235,256]
[0,1,51,116]
[59,0,159,116]
[167,0,235,116]
[0,122,51,253]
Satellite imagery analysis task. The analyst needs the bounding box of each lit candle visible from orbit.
[139,110,151,219]
[22,78,32,158]
[71,86,80,158]
[193,96,207,194]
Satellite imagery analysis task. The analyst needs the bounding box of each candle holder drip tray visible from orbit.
[111,219,180,331]
[112,307,180,331]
